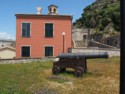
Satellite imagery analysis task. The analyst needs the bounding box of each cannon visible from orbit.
[52,52,108,77]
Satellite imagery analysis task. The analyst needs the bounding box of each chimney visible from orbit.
[36,7,42,14]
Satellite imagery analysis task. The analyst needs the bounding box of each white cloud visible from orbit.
[0,32,15,40]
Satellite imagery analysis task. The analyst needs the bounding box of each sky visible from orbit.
[0,0,95,40]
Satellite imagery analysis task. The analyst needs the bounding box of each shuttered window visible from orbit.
[45,46,53,56]
[45,23,53,37]
[21,46,30,57]
[22,23,30,37]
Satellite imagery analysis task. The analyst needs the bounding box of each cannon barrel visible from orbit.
[59,52,108,59]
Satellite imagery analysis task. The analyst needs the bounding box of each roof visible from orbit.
[48,4,58,8]
[15,14,73,19]
[0,46,15,51]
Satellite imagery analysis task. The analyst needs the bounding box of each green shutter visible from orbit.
[45,47,53,56]
[22,23,30,37]
[45,23,53,37]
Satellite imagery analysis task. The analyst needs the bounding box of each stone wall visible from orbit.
[72,28,93,41]
[0,57,56,64]
[71,48,120,57]
[88,40,117,48]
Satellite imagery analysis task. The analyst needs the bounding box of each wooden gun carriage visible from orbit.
[52,52,108,77]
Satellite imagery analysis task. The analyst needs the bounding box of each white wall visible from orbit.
[72,48,120,57]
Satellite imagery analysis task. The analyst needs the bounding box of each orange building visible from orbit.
[15,5,72,58]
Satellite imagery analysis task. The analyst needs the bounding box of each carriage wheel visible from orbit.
[74,67,84,77]
[52,66,60,74]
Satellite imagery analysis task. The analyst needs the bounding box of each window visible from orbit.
[49,8,52,12]
[45,23,53,37]
[54,8,56,13]
[22,23,30,37]
[21,46,30,57]
[45,46,53,56]
[114,40,117,45]
[107,40,110,45]
[83,35,87,39]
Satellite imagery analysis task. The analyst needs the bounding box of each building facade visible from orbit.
[16,5,72,58]
[72,26,93,47]
[89,34,120,48]
[0,40,15,48]
[101,35,120,48]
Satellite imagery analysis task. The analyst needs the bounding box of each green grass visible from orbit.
[0,57,120,94]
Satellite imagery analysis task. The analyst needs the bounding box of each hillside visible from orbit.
[74,0,120,34]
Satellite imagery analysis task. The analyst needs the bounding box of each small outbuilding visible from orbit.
[0,46,16,59]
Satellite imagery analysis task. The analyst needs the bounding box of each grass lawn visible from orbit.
[0,57,119,94]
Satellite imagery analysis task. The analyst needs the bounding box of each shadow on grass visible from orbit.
[59,69,75,77]
[59,70,102,78]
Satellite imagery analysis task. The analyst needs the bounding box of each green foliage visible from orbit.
[0,62,52,93]
[74,0,120,33]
